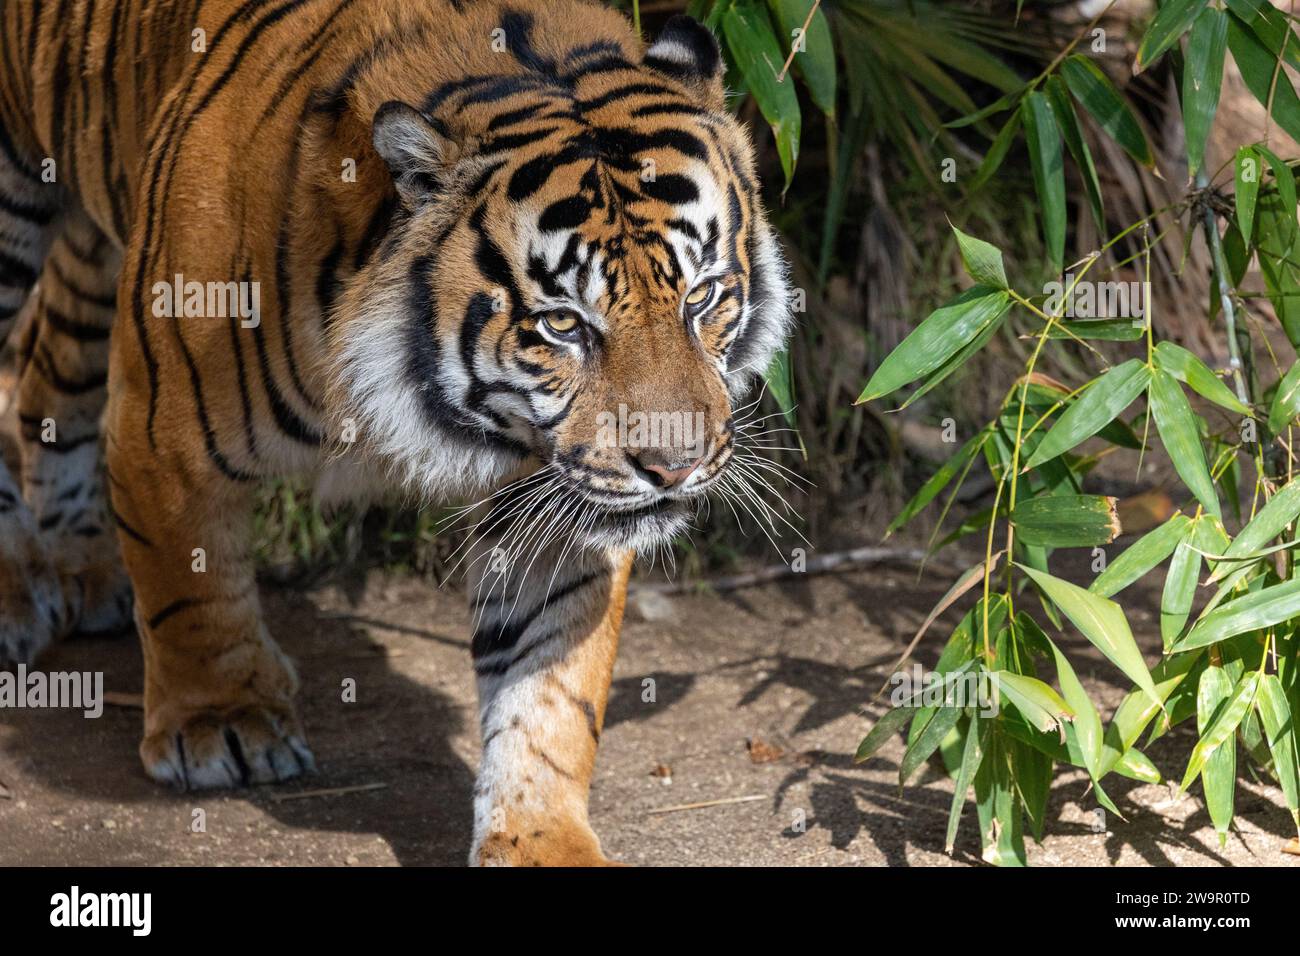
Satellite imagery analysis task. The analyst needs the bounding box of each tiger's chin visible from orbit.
[580,498,692,553]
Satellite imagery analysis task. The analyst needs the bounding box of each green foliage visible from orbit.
[849,0,1300,863]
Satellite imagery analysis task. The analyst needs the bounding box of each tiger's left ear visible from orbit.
[643,16,726,113]
[372,101,457,207]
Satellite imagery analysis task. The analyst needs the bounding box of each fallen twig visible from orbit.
[268,782,387,803]
[647,794,765,815]
[631,546,946,595]
[103,691,143,709]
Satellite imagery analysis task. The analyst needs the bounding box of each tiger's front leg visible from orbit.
[104,406,314,790]
[469,544,634,867]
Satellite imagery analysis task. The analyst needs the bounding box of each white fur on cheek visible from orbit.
[328,274,524,503]
[726,215,793,399]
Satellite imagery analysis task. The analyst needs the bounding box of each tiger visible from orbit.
[0,0,792,865]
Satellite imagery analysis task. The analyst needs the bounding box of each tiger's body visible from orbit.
[0,0,790,864]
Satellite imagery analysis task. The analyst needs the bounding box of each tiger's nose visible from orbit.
[629,449,704,489]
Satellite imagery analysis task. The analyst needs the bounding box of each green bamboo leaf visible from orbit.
[1045,319,1146,342]
[1149,368,1221,518]
[992,670,1074,734]
[1196,666,1237,845]
[905,620,981,758]
[1223,220,1253,287]
[763,347,800,435]
[1024,359,1151,469]
[857,658,974,763]
[1256,143,1298,229]
[1227,12,1300,144]
[1193,514,1231,577]
[1019,565,1163,711]
[1021,90,1066,271]
[886,429,989,537]
[1268,360,1300,434]
[1178,577,1300,651]
[1256,674,1300,825]
[766,0,836,116]
[1091,513,1191,597]
[945,713,987,854]
[943,89,1022,130]
[951,225,1008,289]
[1180,671,1259,793]
[1255,192,1300,348]
[1138,0,1211,69]
[1153,341,1252,416]
[855,702,916,763]
[1183,6,1229,177]
[1117,746,1161,784]
[1207,480,1300,582]
[1100,650,1205,775]
[1045,75,1105,230]
[857,286,1012,403]
[722,1,802,188]
[975,732,1027,866]
[1225,0,1300,69]
[1236,146,1261,241]
[1060,54,1155,167]
[968,110,1022,193]
[1045,634,1103,778]
[1012,739,1053,842]
[896,308,1009,411]
[1011,494,1121,548]
[1161,538,1201,648]
[900,695,965,785]
[858,3,1024,94]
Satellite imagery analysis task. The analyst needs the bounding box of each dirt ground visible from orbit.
[2,556,1299,868]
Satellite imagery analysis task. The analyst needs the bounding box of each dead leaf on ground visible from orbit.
[746,736,787,764]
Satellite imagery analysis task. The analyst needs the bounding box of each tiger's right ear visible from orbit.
[643,16,726,113]
[372,101,456,207]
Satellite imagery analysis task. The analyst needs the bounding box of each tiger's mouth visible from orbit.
[580,497,692,551]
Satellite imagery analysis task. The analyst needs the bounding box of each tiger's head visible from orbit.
[332,12,792,553]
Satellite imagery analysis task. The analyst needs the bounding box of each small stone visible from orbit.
[345,854,360,866]
[101,819,117,830]
[627,590,677,623]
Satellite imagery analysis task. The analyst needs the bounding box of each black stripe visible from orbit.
[174,320,259,483]
[41,302,112,341]
[34,343,107,393]
[0,248,39,288]
[148,597,203,630]
[499,10,555,75]
[228,315,259,459]
[49,258,116,309]
[472,570,601,658]
[107,497,154,548]
[250,322,322,446]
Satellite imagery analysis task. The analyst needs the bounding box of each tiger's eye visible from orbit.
[542,311,580,335]
[685,282,713,307]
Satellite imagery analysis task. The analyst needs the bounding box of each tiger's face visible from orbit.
[335,15,791,552]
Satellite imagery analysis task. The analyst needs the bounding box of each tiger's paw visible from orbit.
[140,705,316,790]
[59,540,133,638]
[0,521,72,665]
[473,821,622,867]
